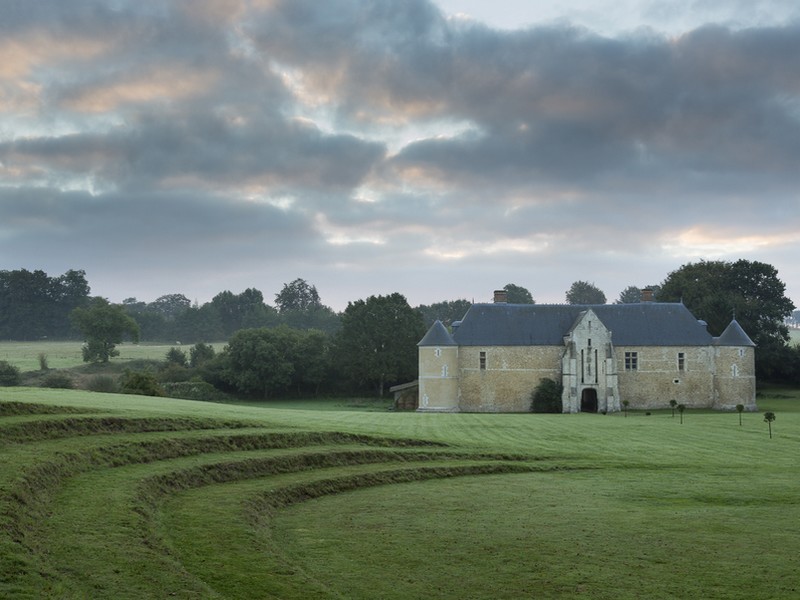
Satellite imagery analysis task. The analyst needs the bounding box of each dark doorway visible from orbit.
[580,388,598,413]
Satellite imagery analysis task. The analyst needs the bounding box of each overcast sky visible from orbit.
[2,0,799,310]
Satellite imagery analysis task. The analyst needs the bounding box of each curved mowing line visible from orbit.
[16,449,534,597]
[132,456,553,599]
[156,463,562,599]
[133,449,536,513]
[2,431,451,540]
[0,407,565,599]
[0,425,459,595]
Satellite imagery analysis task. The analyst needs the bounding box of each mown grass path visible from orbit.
[1,387,799,599]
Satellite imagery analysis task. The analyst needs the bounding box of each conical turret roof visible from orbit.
[715,319,755,347]
[418,320,457,346]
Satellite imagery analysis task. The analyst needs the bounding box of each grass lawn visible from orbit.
[1,385,799,599]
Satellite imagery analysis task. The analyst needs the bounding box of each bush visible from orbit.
[119,370,165,397]
[86,375,119,393]
[41,371,75,389]
[159,363,191,383]
[0,360,21,386]
[531,377,563,413]
[165,347,188,367]
[189,342,216,367]
[162,380,233,402]
[38,352,49,371]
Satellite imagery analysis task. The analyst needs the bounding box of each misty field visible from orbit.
[1,385,799,599]
[0,341,226,372]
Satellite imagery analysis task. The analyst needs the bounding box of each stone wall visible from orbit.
[713,346,757,410]
[457,346,562,412]
[419,340,756,413]
[614,346,716,409]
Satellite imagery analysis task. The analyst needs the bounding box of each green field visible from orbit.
[0,340,223,372]
[2,380,800,597]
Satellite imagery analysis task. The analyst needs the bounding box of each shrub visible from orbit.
[162,380,233,402]
[165,347,188,367]
[189,342,216,367]
[119,370,164,397]
[86,375,119,393]
[0,360,21,386]
[38,352,49,371]
[41,371,75,389]
[531,378,563,413]
[159,363,191,383]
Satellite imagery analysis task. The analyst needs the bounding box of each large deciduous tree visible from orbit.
[503,283,535,304]
[334,293,425,396]
[659,259,795,380]
[616,285,661,304]
[566,281,607,305]
[211,288,278,337]
[70,298,140,362]
[416,299,472,328]
[275,279,340,333]
[275,278,322,313]
[148,293,191,321]
[659,260,793,344]
[223,326,296,398]
[221,326,330,398]
[0,268,90,340]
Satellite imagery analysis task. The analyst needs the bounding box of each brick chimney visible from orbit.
[641,288,654,302]
[493,289,508,303]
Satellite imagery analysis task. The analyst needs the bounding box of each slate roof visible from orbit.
[715,319,756,347]
[450,302,718,347]
[418,320,457,346]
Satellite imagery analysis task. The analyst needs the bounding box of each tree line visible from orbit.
[2,259,798,393]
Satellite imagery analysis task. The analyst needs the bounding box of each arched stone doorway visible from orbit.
[580,388,598,413]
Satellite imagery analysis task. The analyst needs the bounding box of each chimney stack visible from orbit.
[641,288,654,303]
[493,289,508,303]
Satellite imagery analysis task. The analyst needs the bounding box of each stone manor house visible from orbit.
[416,290,756,413]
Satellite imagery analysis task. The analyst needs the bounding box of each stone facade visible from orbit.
[418,297,756,413]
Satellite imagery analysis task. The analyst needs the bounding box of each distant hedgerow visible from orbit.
[162,381,233,402]
[86,374,119,393]
[41,371,75,389]
[120,370,165,397]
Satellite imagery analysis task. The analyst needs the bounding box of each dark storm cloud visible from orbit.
[0,185,324,299]
[0,113,385,191]
[387,23,800,190]
[0,186,315,256]
[249,2,800,192]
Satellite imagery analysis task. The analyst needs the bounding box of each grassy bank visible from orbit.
[0,386,798,598]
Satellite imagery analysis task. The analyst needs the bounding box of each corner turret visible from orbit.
[417,321,459,412]
[713,319,756,410]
